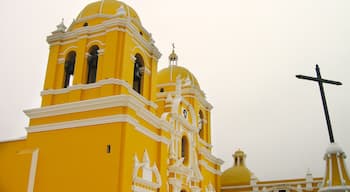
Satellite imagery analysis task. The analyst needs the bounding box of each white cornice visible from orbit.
[199,160,222,176]
[198,147,224,165]
[40,78,158,110]
[47,17,161,60]
[25,94,168,132]
[25,94,140,118]
[199,138,213,149]
[25,114,169,145]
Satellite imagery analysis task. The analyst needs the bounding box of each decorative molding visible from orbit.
[199,160,222,176]
[47,17,161,60]
[156,87,213,111]
[25,94,169,132]
[60,46,78,56]
[199,138,213,149]
[25,94,140,118]
[199,147,224,165]
[132,150,162,191]
[39,78,158,109]
[25,114,169,145]
[86,40,105,48]
[206,183,216,192]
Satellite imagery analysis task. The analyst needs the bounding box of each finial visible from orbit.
[53,18,66,33]
[116,4,126,17]
[169,43,178,66]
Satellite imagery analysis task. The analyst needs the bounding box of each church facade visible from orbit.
[1,1,350,192]
[0,1,223,191]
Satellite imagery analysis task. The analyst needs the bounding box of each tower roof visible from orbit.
[69,0,141,31]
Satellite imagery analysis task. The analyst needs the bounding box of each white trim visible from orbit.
[87,40,105,48]
[60,46,78,56]
[199,147,224,165]
[24,94,168,132]
[221,179,324,190]
[39,78,158,109]
[199,138,213,149]
[336,153,345,184]
[25,94,140,118]
[48,17,161,60]
[25,114,169,145]
[156,88,213,111]
[0,136,27,143]
[27,149,39,192]
[319,185,350,192]
[199,160,221,176]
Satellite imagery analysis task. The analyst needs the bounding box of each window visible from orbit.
[182,109,188,119]
[63,51,76,88]
[87,45,99,84]
[198,110,204,138]
[133,54,144,94]
[181,136,189,165]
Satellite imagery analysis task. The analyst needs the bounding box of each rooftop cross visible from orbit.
[296,64,342,143]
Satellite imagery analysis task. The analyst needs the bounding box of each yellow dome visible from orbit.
[157,66,200,89]
[221,166,252,186]
[69,0,141,31]
[77,0,139,20]
[221,149,252,186]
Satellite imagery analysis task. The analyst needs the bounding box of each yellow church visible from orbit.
[1,1,350,192]
[0,0,222,191]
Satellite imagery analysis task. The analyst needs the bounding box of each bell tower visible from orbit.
[41,0,161,107]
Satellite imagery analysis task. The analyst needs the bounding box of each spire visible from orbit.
[169,43,178,81]
[319,143,350,192]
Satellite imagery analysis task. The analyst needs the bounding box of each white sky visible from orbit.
[1,0,349,181]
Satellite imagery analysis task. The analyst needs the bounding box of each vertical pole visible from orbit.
[315,65,335,143]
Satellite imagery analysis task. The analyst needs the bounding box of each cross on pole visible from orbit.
[296,64,342,143]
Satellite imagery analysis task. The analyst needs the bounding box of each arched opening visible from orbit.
[63,51,76,88]
[181,135,189,165]
[87,45,99,84]
[198,110,204,139]
[133,54,144,94]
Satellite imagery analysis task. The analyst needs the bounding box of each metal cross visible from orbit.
[296,64,342,143]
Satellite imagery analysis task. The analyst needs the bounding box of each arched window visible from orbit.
[87,45,99,84]
[63,51,76,88]
[181,136,189,165]
[198,110,204,139]
[133,54,144,94]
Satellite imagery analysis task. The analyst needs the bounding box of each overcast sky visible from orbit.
[1,0,349,181]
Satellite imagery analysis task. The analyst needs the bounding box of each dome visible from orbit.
[157,66,200,89]
[69,0,141,31]
[221,149,252,186]
[221,166,252,186]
